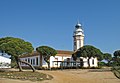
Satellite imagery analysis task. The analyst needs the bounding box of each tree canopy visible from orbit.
[114,50,120,58]
[113,50,120,66]
[36,46,57,69]
[0,37,35,72]
[72,45,103,67]
[112,50,120,79]
[73,45,103,60]
[0,37,33,56]
[103,53,112,66]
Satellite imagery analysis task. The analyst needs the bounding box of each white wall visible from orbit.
[80,57,98,67]
[50,56,72,68]
[0,56,11,68]
[89,57,98,67]
[81,57,89,67]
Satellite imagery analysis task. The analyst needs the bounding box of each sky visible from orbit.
[0,0,120,55]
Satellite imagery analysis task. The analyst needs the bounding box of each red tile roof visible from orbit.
[19,50,74,58]
[56,50,73,56]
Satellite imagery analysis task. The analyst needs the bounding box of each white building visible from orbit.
[0,56,11,68]
[20,50,73,69]
[20,21,98,68]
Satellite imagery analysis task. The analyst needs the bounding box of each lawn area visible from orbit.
[0,70,53,82]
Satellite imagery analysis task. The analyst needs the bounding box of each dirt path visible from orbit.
[41,69,120,83]
[0,69,120,83]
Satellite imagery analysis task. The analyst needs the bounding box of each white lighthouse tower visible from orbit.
[73,21,84,51]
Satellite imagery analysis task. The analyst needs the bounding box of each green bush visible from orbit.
[11,62,17,68]
[98,62,106,67]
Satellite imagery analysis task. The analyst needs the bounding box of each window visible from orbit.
[33,59,35,65]
[80,59,83,67]
[28,58,30,63]
[25,59,27,62]
[36,57,38,65]
[22,59,24,65]
[92,59,94,65]
[31,59,33,65]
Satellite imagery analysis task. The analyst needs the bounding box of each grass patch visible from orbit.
[0,71,53,81]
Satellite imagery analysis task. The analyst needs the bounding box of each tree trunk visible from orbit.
[15,57,35,72]
[15,57,23,72]
[108,60,110,66]
[44,57,51,70]
[40,55,42,68]
[48,62,50,70]
[20,60,36,72]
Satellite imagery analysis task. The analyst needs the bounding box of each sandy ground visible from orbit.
[0,69,120,83]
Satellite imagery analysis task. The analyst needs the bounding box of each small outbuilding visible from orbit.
[0,55,11,68]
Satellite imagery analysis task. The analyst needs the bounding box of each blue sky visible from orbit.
[0,0,120,55]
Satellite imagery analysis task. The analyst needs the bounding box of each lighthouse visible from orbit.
[73,21,84,51]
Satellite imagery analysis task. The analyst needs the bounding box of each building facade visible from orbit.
[20,50,73,68]
[20,21,98,68]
